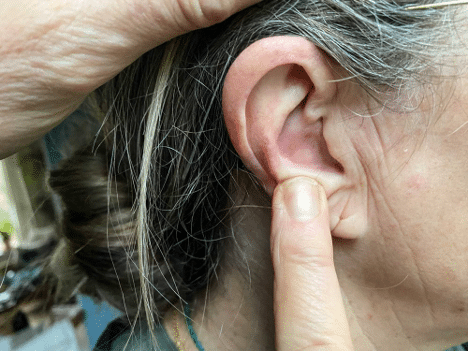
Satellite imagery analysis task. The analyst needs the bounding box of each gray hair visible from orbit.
[47,0,460,348]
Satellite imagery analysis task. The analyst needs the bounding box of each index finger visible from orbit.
[271,177,354,350]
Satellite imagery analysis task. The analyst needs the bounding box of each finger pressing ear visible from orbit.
[222,36,369,240]
[271,177,354,350]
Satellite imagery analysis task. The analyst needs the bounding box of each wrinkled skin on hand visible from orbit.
[0,0,260,159]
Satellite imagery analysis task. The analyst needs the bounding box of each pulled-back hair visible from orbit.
[47,0,460,346]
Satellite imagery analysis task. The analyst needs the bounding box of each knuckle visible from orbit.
[291,250,335,269]
[175,0,233,30]
[279,234,334,268]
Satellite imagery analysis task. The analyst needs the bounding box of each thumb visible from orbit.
[271,177,354,351]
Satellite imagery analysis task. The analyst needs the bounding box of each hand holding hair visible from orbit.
[271,177,354,350]
[0,0,261,159]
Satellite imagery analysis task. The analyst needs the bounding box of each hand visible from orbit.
[271,177,354,350]
[0,0,261,159]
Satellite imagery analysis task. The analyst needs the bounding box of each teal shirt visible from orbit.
[94,317,178,351]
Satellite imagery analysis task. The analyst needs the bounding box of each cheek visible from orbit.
[384,144,468,257]
[373,155,468,304]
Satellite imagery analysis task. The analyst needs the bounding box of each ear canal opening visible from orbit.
[314,117,345,174]
[300,92,310,108]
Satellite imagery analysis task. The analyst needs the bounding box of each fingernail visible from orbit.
[282,178,321,222]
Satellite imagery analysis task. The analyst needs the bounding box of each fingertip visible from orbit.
[275,177,324,222]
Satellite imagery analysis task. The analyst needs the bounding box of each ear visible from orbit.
[222,36,367,239]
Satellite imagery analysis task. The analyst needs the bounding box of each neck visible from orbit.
[163,175,276,351]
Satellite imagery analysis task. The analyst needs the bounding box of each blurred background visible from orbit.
[0,105,121,351]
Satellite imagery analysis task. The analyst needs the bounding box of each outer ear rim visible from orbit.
[222,36,337,194]
[223,36,335,119]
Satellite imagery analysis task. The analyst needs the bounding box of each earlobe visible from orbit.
[222,36,368,239]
